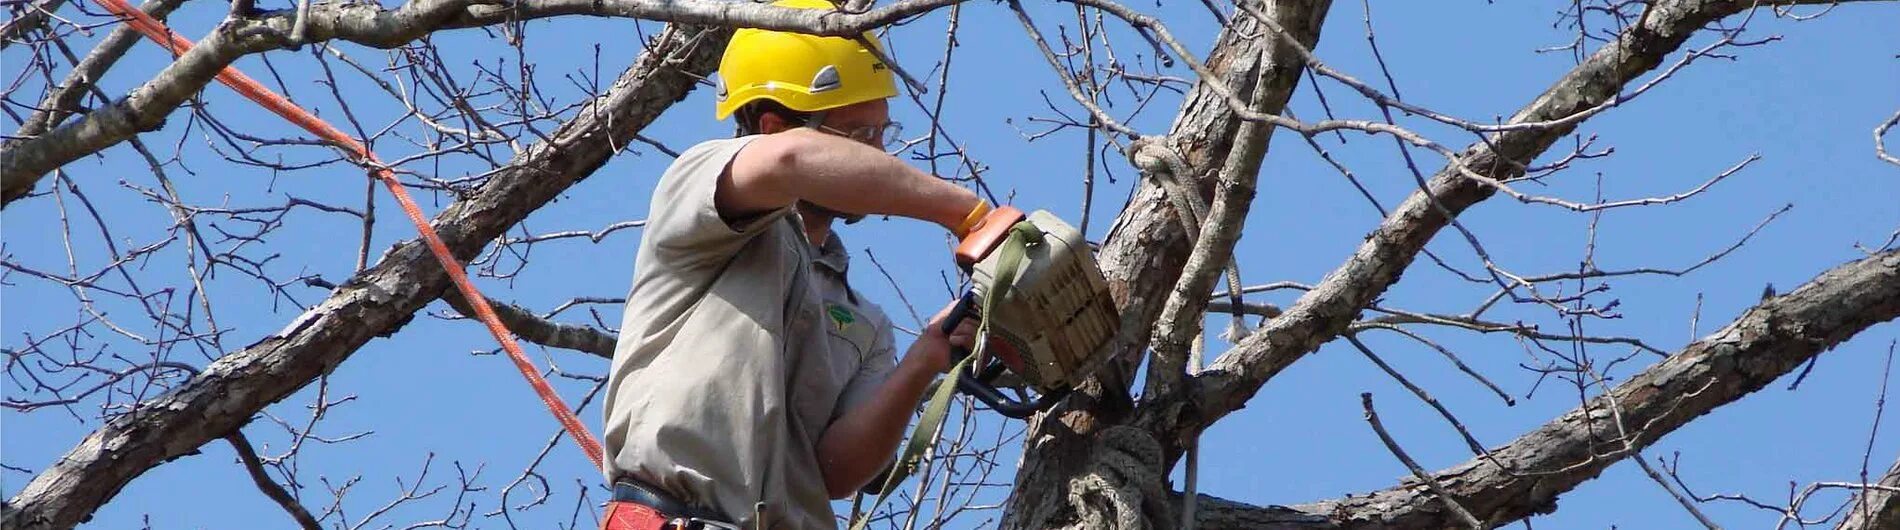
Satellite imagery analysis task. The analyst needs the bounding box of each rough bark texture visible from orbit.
[0,0,961,206]
[998,1,1332,527]
[1006,1,1889,529]
[1182,249,1900,528]
[1839,457,1900,530]
[0,24,726,530]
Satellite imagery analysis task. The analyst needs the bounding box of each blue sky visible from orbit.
[4,1,1898,528]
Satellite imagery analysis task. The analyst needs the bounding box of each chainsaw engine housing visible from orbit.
[967,210,1120,398]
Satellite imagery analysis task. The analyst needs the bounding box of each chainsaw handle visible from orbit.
[939,291,977,336]
[939,291,1052,419]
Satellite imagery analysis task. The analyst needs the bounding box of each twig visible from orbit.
[228,431,324,530]
[1360,393,1485,529]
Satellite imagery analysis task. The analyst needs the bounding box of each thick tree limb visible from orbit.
[1145,0,1856,461]
[1181,249,1900,529]
[0,24,726,530]
[999,1,1332,527]
[1144,24,1284,399]
[10,0,193,141]
[0,0,964,206]
[0,0,70,50]
[1840,457,1900,530]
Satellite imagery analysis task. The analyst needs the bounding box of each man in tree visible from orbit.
[600,2,993,528]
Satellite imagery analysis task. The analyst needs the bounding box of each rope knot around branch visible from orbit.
[1054,425,1171,530]
[1127,135,1191,178]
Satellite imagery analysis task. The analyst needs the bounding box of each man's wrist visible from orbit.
[896,347,946,384]
[931,186,984,235]
[950,200,992,239]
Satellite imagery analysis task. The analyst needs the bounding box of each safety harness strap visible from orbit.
[850,221,1041,529]
[599,501,675,530]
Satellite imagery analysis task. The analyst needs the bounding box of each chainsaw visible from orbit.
[939,206,1121,419]
[856,206,1124,502]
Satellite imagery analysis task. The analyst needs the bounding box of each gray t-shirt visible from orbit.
[604,136,898,529]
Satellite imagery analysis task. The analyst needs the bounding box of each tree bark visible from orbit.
[438,292,616,359]
[1839,456,1900,530]
[0,0,70,50]
[1150,0,1853,463]
[0,0,964,207]
[1182,249,1900,529]
[999,1,1332,527]
[1005,1,1888,529]
[9,0,193,143]
[0,24,726,530]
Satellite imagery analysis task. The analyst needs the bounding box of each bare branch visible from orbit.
[1878,109,1900,168]
[1,24,725,530]
[438,292,615,359]
[1164,0,1833,462]
[1188,248,1900,529]
[0,0,970,205]
[1839,458,1900,530]
[228,431,323,530]
[1359,392,1485,530]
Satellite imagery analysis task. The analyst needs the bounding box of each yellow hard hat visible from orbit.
[714,0,899,120]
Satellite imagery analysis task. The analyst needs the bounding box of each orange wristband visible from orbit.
[952,200,992,239]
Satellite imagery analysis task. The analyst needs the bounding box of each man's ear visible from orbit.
[758,112,788,134]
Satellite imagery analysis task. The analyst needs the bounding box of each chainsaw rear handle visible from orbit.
[939,292,1061,419]
[955,207,1027,270]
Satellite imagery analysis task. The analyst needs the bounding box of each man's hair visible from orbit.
[734,100,814,136]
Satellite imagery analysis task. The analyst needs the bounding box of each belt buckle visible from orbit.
[677,517,742,530]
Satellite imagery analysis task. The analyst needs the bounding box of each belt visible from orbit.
[610,480,738,530]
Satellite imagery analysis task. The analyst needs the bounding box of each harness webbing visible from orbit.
[851,221,1041,530]
[89,0,605,470]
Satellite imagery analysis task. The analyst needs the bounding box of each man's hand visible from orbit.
[906,299,978,375]
[816,296,979,498]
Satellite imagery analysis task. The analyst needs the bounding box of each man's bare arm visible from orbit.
[814,301,971,499]
[718,129,979,231]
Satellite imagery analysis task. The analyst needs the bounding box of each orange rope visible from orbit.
[93,0,606,470]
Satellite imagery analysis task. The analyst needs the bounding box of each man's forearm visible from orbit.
[814,353,939,498]
[723,129,979,230]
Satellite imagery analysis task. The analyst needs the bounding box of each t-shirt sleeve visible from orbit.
[645,136,787,266]
[834,312,899,421]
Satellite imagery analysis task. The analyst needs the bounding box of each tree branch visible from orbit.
[0,0,71,50]
[227,431,322,530]
[1001,2,1332,527]
[0,24,726,530]
[1184,249,1900,529]
[1144,23,1282,399]
[1840,457,1900,530]
[999,3,1333,527]
[10,0,194,141]
[438,292,615,359]
[1151,0,1851,462]
[0,0,966,206]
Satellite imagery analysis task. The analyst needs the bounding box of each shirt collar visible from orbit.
[810,232,851,273]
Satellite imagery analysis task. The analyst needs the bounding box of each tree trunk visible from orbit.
[998,1,1882,529]
[999,1,1332,527]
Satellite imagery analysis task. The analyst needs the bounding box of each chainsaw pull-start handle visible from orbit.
[939,291,1050,419]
